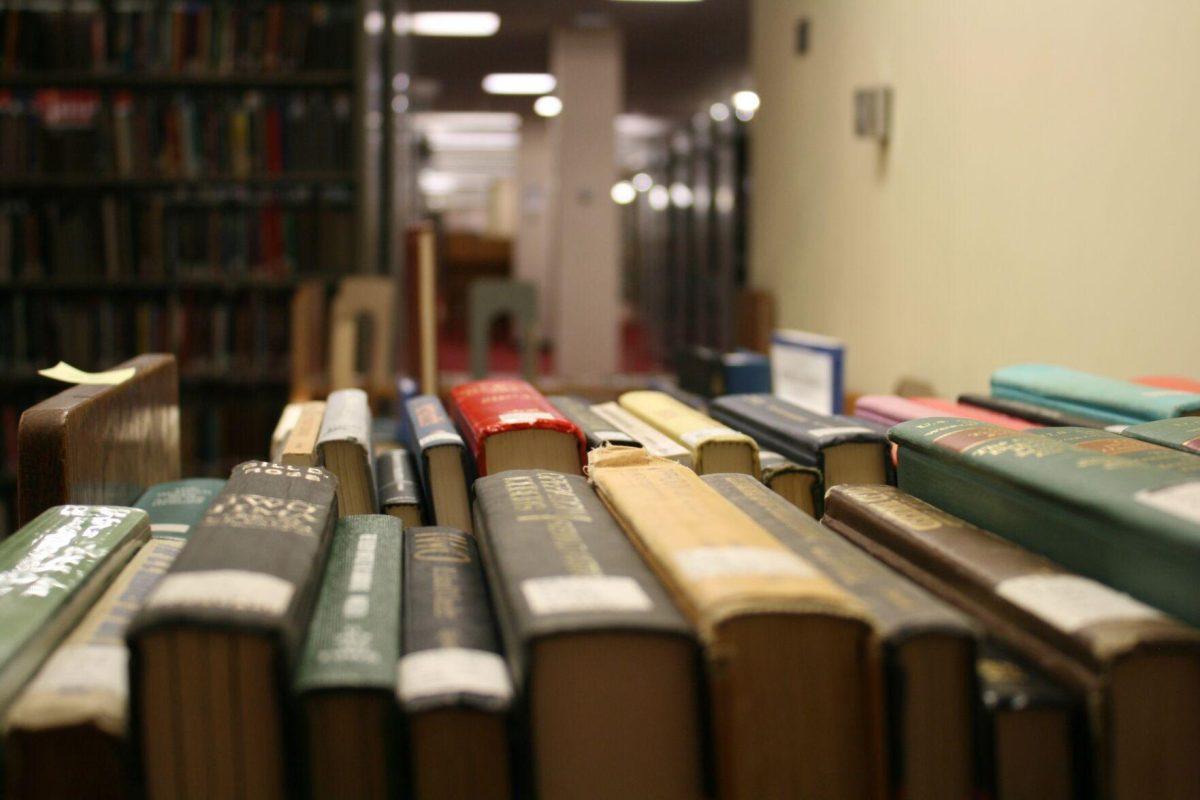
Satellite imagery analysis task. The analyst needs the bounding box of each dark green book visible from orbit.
[473,470,704,800]
[889,418,1200,626]
[1121,417,1200,456]
[127,461,339,800]
[399,526,511,800]
[294,514,402,800]
[705,473,979,799]
[133,479,225,539]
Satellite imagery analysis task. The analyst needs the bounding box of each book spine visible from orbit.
[133,478,225,539]
[374,449,422,512]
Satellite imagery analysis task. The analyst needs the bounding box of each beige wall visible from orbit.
[751,0,1200,396]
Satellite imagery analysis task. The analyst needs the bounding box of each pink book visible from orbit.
[909,397,1041,431]
[852,395,941,427]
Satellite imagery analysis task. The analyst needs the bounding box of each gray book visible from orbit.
[318,388,377,516]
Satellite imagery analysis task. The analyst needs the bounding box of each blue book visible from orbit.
[402,395,474,533]
[991,364,1200,424]
[770,329,845,414]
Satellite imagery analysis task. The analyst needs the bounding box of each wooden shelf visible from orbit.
[0,276,306,293]
[0,70,355,90]
[0,172,355,193]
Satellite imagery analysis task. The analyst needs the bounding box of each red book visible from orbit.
[448,379,586,476]
[908,397,1041,431]
[1133,375,1200,393]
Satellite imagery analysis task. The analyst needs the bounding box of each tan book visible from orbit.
[618,390,760,476]
[591,402,692,468]
[279,401,326,468]
[588,447,881,800]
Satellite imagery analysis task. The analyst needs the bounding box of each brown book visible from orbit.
[758,451,821,516]
[289,280,327,401]
[279,401,326,468]
[823,484,1200,800]
[589,447,881,800]
[17,355,180,526]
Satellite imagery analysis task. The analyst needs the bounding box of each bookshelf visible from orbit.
[0,0,384,534]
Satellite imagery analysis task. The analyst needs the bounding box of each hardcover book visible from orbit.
[770,328,845,415]
[402,394,473,532]
[991,363,1200,424]
[294,515,402,800]
[448,379,586,476]
[547,395,641,450]
[269,402,304,464]
[590,401,691,467]
[705,474,978,799]
[17,354,180,525]
[473,470,703,799]
[853,394,1037,431]
[127,461,339,800]
[1133,375,1200,393]
[646,375,709,411]
[957,392,1111,429]
[588,447,879,800]
[317,389,376,515]
[133,478,225,539]
[620,390,760,476]
[399,526,511,800]
[908,397,1042,430]
[678,346,771,398]
[822,483,1200,799]
[758,451,821,516]
[279,401,327,467]
[888,418,1200,626]
[1121,417,1200,455]
[709,393,890,511]
[4,537,182,800]
[374,448,423,526]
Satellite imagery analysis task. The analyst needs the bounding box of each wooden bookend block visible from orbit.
[17,354,181,526]
[328,276,397,399]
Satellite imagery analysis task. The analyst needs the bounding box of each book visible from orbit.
[399,526,511,800]
[1121,417,1200,455]
[0,505,148,728]
[278,401,326,468]
[547,395,641,450]
[889,418,1200,626]
[709,393,889,505]
[17,354,181,525]
[991,363,1200,424]
[908,397,1042,430]
[770,328,844,415]
[854,394,1038,431]
[588,447,880,800]
[590,401,691,467]
[706,474,978,799]
[1133,375,1200,393]
[402,394,473,533]
[133,479,225,539]
[317,389,376,516]
[646,375,709,411]
[758,451,821,516]
[473,470,703,799]
[957,392,1113,429]
[127,461,339,800]
[374,448,423,526]
[268,402,304,464]
[4,537,182,800]
[620,390,760,476]
[294,515,402,800]
[976,642,1083,800]
[822,482,1200,798]
[448,379,585,477]
[678,347,772,398]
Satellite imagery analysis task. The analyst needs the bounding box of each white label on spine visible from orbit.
[397,648,513,705]
[521,575,653,615]
[418,430,462,449]
[147,570,295,616]
[674,546,817,581]
[27,644,127,698]
[1135,481,1200,525]
[679,426,736,448]
[150,523,190,535]
[498,411,554,425]
[996,574,1161,633]
[807,426,875,437]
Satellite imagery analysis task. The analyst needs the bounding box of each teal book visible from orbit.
[294,514,402,800]
[890,418,1200,626]
[133,479,225,539]
[991,363,1200,424]
[1121,417,1200,456]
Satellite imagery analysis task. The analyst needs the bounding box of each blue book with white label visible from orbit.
[770,329,845,415]
[402,395,474,533]
[991,364,1200,425]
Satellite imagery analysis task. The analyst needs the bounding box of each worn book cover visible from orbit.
[133,479,225,539]
[758,451,821,516]
[591,401,691,467]
[317,389,376,515]
[402,394,473,532]
[991,363,1200,424]
[17,354,180,525]
[375,448,423,525]
[958,393,1111,429]
[279,401,327,467]
[620,390,760,476]
[547,395,641,450]
[1121,417,1200,455]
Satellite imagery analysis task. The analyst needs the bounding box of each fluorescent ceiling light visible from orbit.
[394,12,500,37]
[610,181,637,205]
[533,95,563,118]
[424,131,520,151]
[732,90,761,114]
[482,73,557,95]
[412,112,521,133]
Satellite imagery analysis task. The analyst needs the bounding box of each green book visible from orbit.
[294,514,402,800]
[0,505,149,718]
[991,363,1200,424]
[1122,417,1200,456]
[133,479,225,539]
[890,418,1200,626]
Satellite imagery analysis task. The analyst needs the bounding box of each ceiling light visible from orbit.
[611,181,637,205]
[648,184,670,210]
[363,11,386,35]
[735,107,754,122]
[394,12,500,37]
[533,95,563,118]
[483,73,556,96]
[709,102,730,122]
[732,90,761,114]
[669,182,694,208]
[631,172,653,192]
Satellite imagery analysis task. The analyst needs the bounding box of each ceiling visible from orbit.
[407,0,750,120]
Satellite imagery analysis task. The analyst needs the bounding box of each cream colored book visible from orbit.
[588,447,882,800]
[618,390,761,476]
[591,401,693,468]
[269,402,304,464]
[280,401,326,468]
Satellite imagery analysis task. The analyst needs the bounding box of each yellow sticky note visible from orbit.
[38,361,136,386]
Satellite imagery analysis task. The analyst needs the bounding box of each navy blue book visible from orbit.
[710,393,893,514]
[678,347,772,398]
[402,394,474,533]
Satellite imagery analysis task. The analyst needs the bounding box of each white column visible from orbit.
[513,118,553,326]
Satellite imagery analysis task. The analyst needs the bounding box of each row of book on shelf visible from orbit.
[0,353,1199,798]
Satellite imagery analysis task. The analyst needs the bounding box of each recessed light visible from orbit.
[732,90,761,114]
[482,73,557,95]
[648,185,670,210]
[394,12,500,37]
[669,183,694,208]
[709,102,730,122]
[533,95,563,118]
[611,181,637,205]
[631,172,653,192]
